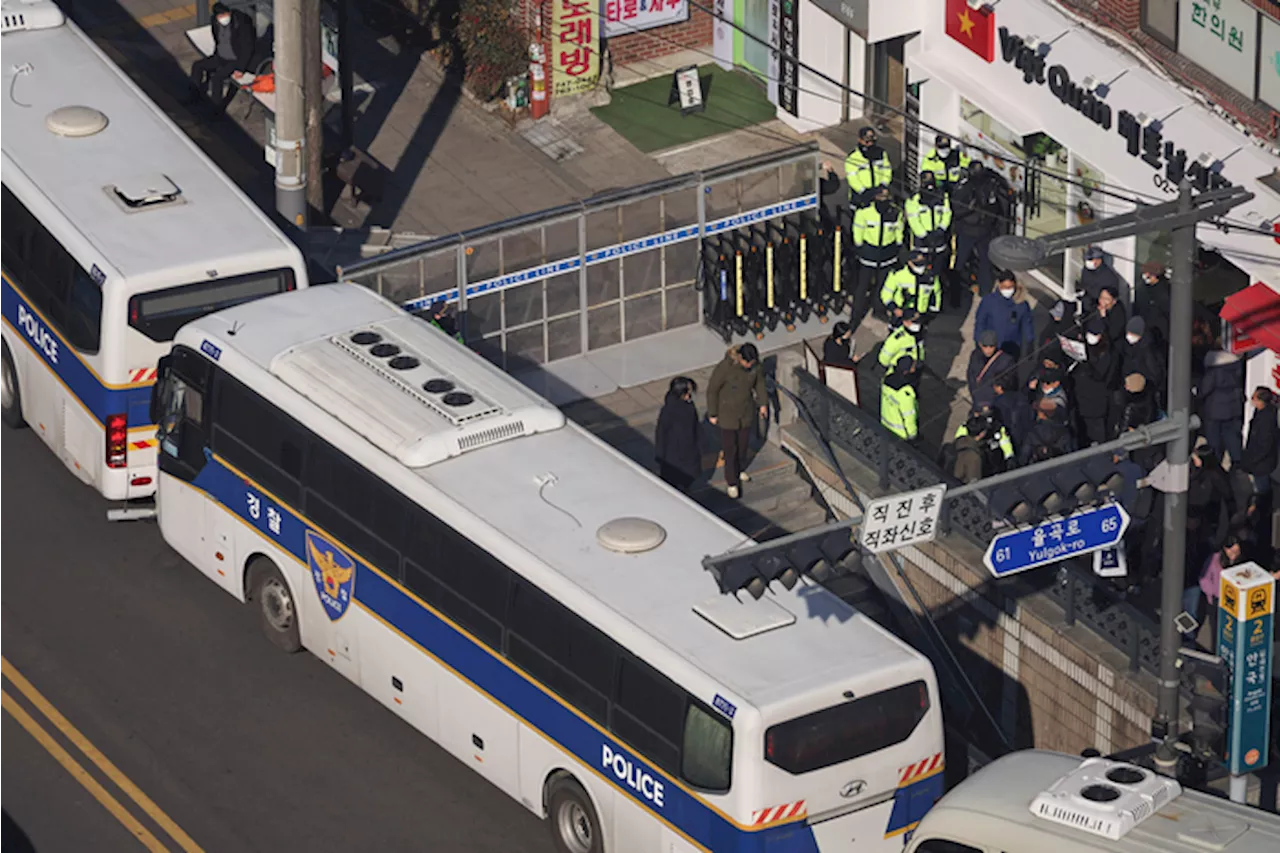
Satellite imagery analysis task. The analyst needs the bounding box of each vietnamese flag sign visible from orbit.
[946,0,996,62]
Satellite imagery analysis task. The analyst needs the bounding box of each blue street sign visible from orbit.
[983,503,1130,578]
[1218,564,1273,777]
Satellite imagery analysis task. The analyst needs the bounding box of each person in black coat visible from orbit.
[1135,261,1171,348]
[1038,299,1081,351]
[1241,387,1279,490]
[1197,350,1245,465]
[823,322,858,367]
[655,377,702,492]
[991,377,1031,451]
[1019,399,1074,465]
[967,329,1016,407]
[1119,316,1166,410]
[951,162,1013,299]
[1074,319,1118,446]
[188,3,256,111]
[1078,245,1125,314]
[1095,285,1127,348]
[1111,372,1157,438]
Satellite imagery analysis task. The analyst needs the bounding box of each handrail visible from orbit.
[337,143,821,279]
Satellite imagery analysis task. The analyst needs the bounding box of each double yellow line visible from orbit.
[1,657,204,853]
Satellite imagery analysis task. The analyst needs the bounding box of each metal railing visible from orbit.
[794,367,1165,675]
[337,145,820,371]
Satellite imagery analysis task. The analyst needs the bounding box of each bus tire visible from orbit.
[247,558,302,654]
[546,776,603,853]
[2,344,26,430]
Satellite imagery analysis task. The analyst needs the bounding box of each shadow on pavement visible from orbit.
[2,810,37,853]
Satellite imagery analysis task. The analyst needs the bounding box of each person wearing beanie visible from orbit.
[1019,396,1076,465]
[1120,314,1166,410]
[974,269,1035,358]
[1135,260,1171,346]
[967,328,1015,407]
[1077,245,1124,314]
[824,321,858,367]
[706,343,768,498]
[1076,317,1118,445]
[1039,297,1082,351]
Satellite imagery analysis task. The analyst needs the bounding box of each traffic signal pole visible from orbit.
[1152,184,1196,776]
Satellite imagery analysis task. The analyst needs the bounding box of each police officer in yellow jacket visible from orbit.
[851,187,905,323]
[880,251,941,319]
[844,126,893,209]
[920,134,972,194]
[878,308,925,371]
[954,406,1014,473]
[881,355,919,441]
[905,171,953,277]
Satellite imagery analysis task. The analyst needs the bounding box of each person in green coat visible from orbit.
[707,343,769,498]
[881,356,919,442]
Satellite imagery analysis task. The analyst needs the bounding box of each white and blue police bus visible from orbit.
[151,283,945,853]
[0,2,307,501]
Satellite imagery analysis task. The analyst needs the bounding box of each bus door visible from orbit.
[154,348,235,592]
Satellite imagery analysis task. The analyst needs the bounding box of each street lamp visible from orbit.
[990,182,1254,778]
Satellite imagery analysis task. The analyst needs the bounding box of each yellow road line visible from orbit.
[1,658,205,853]
[1,690,170,853]
[137,4,196,29]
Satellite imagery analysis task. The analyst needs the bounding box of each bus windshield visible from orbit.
[765,680,930,774]
[129,268,296,343]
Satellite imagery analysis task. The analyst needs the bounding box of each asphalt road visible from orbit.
[1,426,557,853]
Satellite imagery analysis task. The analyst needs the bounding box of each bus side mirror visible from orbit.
[150,356,171,425]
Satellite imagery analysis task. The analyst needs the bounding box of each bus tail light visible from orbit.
[106,414,128,468]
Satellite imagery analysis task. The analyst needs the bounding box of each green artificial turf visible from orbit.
[591,64,776,153]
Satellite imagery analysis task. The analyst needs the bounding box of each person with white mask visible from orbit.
[1074,319,1119,446]
[974,270,1034,359]
[186,3,256,113]
[1077,245,1123,315]
[1119,316,1167,411]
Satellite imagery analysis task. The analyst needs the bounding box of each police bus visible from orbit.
[0,3,307,501]
[150,283,946,852]
[903,750,1280,853]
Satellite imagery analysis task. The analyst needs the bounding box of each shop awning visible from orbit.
[1222,283,1280,354]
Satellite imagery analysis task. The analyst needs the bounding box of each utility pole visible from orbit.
[1152,182,1196,776]
[274,0,307,229]
[302,0,325,217]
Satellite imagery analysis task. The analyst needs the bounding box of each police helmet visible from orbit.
[909,250,928,267]
[936,134,952,149]
[919,171,937,190]
[858,126,877,144]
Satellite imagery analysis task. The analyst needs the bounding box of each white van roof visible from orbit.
[912,750,1280,853]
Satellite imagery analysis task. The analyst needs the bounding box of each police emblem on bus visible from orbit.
[306,530,355,620]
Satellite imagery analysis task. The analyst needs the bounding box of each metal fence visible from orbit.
[337,145,820,372]
[794,367,1164,675]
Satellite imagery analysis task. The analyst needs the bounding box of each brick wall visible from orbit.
[606,6,715,66]
[1055,0,1280,139]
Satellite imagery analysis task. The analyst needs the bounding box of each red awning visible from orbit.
[1221,283,1280,354]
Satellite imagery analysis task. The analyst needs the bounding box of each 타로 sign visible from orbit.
[1218,563,1273,777]
[669,65,705,115]
[603,0,689,38]
[859,485,947,553]
[552,0,602,99]
[984,503,1129,578]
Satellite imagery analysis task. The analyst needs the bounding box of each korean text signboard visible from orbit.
[984,503,1129,578]
[1178,0,1258,100]
[1218,563,1273,777]
[603,0,689,38]
[553,0,602,98]
[778,0,799,117]
[1260,14,1280,109]
[859,485,946,554]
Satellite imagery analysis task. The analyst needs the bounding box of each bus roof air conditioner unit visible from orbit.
[1,0,65,33]
[1029,757,1182,841]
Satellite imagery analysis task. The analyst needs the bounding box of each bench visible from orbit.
[185,24,342,119]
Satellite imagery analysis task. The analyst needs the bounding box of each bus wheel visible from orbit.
[2,345,25,430]
[547,777,602,853]
[248,558,301,654]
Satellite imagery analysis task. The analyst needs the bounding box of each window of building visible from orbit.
[1142,0,1179,50]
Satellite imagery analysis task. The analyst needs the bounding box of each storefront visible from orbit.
[904,0,1280,301]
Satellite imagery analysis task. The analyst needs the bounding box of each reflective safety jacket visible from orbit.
[878,325,925,371]
[881,266,942,315]
[881,378,919,440]
[954,423,1015,461]
[905,192,953,248]
[844,145,893,199]
[920,147,972,188]
[853,204,905,251]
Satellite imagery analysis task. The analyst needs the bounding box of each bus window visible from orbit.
[682,702,732,791]
[915,841,985,853]
[128,268,295,343]
[66,267,103,353]
[765,680,930,774]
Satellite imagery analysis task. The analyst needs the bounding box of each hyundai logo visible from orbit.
[840,779,866,798]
